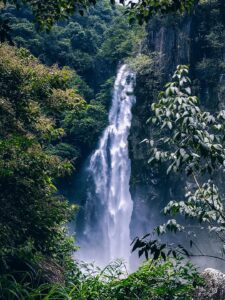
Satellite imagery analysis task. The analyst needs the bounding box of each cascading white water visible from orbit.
[78,65,136,267]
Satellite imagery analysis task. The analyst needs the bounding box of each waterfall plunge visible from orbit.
[78,65,136,268]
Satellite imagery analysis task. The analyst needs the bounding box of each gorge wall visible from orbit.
[129,0,225,244]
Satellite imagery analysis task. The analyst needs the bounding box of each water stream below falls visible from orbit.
[77,65,136,268]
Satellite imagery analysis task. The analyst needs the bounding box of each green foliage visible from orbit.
[149,65,225,175]
[98,16,143,70]
[164,181,225,230]
[144,65,225,259]
[0,44,107,281]
[0,3,144,290]
[0,259,202,300]
[126,0,195,25]
[1,0,195,30]
[63,100,107,150]
[0,14,12,43]
[3,0,115,30]
[1,1,142,93]
[95,77,115,109]
[0,0,141,170]
[127,54,154,75]
[109,259,201,300]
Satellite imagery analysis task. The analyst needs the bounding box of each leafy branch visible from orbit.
[133,65,225,263]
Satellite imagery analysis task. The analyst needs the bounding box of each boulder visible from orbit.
[193,268,225,300]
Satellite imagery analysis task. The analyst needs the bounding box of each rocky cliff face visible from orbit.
[145,14,192,77]
[129,13,193,238]
[129,0,225,241]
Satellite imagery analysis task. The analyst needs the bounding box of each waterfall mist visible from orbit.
[76,65,136,268]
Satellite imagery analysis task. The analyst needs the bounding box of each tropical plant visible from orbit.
[136,65,225,262]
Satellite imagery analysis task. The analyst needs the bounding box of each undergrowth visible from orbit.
[0,258,202,300]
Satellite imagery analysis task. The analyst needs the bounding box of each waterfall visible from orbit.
[77,65,136,267]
